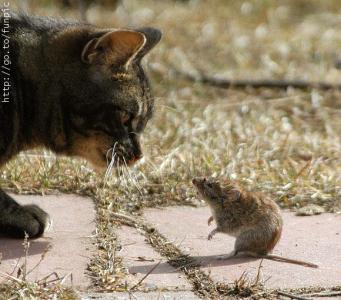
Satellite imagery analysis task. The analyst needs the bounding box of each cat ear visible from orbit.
[81,30,146,67]
[134,27,162,59]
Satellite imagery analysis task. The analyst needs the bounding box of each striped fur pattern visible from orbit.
[0,13,161,238]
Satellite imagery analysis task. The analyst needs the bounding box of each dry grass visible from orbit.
[2,0,341,298]
[0,279,78,300]
[0,234,79,300]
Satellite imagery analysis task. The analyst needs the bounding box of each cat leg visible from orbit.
[0,189,50,238]
[207,216,214,226]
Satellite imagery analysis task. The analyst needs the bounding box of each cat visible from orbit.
[0,12,161,238]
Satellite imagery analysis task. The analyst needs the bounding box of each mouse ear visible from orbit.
[227,189,241,201]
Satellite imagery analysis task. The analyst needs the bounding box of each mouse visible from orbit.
[192,177,318,268]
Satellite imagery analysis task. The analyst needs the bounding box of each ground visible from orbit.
[0,0,341,299]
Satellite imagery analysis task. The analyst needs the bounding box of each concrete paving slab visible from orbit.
[116,225,191,291]
[144,206,341,289]
[82,291,200,300]
[314,298,341,300]
[0,194,95,289]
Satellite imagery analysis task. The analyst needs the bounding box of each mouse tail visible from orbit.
[263,254,318,268]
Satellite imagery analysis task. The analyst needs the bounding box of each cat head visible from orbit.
[56,27,161,170]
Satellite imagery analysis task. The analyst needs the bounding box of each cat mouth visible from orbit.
[100,149,141,167]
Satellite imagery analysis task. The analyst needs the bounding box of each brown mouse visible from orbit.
[192,177,318,268]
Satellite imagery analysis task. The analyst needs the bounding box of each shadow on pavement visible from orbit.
[0,238,51,261]
[129,254,258,274]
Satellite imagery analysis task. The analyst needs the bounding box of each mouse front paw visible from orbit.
[208,228,218,240]
[207,216,214,226]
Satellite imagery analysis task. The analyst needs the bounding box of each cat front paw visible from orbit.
[22,205,51,238]
[3,204,51,239]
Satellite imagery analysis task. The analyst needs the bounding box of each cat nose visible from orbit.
[133,153,143,161]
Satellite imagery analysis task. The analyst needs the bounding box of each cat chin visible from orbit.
[83,147,142,173]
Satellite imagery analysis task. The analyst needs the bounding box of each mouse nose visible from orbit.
[192,177,206,185]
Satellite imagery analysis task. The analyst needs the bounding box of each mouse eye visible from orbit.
[207,183,213,188]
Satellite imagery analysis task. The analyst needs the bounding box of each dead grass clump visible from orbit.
[0,234,79,300]
[228,260,265,298]
[0,281,78,300]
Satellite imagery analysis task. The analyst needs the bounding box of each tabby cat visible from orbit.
[0,12,161,238]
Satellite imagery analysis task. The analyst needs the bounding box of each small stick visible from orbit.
[37,272,60,285]
[20,233,30,281]
[26,244,52,276]
[110,212,140,227]
[294,159,312,180]
[302,291,341,297]
[277,291,311,300]
[254,259,263,285]
[0,271,23,283]
[129,260,161,291]
[150,64,341,91]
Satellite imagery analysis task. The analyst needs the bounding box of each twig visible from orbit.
[149,63,341,90]
[26,244,52,277]
[302,291,341,297]
[0,271,23,283]
[294,159,312,180]
[37,272,60,285]
[9,257,22,277]
[110,212,140,227]
[60,272,73,285]
[254,259,263,285]
[20,233,30,281]
[129,260,161,291]
[277,291,311,300]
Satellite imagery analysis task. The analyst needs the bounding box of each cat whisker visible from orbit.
[104,153,116,184]
[106,148,113,166]
[104,142,119,184]
[134,155,158,177]
[118,158,132,192]
[154,103,180,113]
[122,157,142,195]
[128,131,139,136]
[118,158,128,186]
[115,157,122,184]
[106,142,117,161]
[129,164,141,186]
